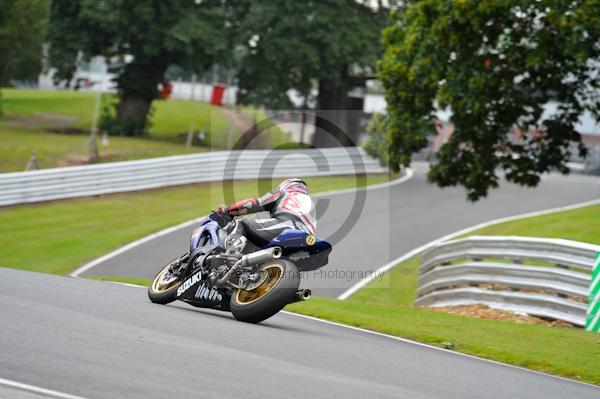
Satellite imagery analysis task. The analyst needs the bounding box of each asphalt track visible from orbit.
[83,163,599,297]
[2,267,599,399]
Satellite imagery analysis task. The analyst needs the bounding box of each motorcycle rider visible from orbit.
[217,178,316,253]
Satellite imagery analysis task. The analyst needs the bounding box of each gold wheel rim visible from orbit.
[152,262,181,293]
[235,264,284,305]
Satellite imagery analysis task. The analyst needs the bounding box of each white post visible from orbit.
[191,73,197,101]
[186,122,195,147]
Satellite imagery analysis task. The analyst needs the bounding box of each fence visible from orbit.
[415,236,600,326]
[0,147,387,207]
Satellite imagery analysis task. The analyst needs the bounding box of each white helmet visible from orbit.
[278,178,308,194]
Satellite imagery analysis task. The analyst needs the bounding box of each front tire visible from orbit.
[230,259,300,323]
[148,257,184,304]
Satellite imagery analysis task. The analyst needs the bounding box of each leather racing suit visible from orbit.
[220,179,316,251]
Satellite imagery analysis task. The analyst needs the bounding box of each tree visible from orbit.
[0,0,49,114]
[47,1,231,136]
[379,0,600,200]
[235,0,386,146]
[364,112,390,166]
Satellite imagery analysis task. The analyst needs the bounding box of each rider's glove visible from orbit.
[217,204,229,215]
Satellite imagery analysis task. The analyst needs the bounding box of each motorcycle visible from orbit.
[148,211,332,323]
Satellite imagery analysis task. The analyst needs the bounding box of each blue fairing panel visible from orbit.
[263,229,332,271]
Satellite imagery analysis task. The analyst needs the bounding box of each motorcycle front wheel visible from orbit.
[230,259,300,323]
[148,256,185,304]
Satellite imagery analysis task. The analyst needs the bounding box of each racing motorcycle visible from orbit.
[148,211,331,323]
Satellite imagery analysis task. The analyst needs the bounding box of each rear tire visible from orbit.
[230,259,300,323]
[148,257,184,304]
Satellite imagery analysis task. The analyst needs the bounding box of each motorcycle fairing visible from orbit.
[190,216,225,252]
[176,270,228,310]
[263,229,332,271]
[177,217,229,309]
[189,218,227,267]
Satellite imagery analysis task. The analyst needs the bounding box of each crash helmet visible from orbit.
[278,178,308,194]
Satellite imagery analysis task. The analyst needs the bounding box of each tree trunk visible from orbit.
[0,61,7,116]
[312,65,354,147]
[114,58,168,136]
[116,94,154,136]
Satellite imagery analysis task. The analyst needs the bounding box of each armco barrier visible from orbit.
[415,236,600,327]
[588,253,600,332]
[0,147,387,206]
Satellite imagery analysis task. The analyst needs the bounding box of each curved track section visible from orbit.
[1,268,598,399]
[83,163,599,297]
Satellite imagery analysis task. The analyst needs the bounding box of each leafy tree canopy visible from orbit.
[48,0,231,135]
[233,0,389,147]
[0,0,49,112]
[364,112,390,166]
[379,0,600,200]
[234,0,385,109]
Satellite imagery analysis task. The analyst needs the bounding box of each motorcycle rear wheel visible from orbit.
[148,257,184,304]
[230,259,300,323]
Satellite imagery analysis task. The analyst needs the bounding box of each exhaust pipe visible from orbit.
[240,246,282,267]
[216,247,282,286]
[289,289,312,304]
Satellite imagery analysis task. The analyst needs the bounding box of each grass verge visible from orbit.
[0,174,390,275]
[460,202,600,244]
[287,203,600,385]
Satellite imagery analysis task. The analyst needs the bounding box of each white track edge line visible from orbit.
[337,197,600,300]
[70,170,413,278]
[70,216,206,277]
[280,311,600,390]
[0,377,86,399]
[101,278,600,389]
[102,276,599,388]
[311,168,413,198]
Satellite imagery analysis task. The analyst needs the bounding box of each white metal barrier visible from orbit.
[0,147,387,206]
[415,236,600,326]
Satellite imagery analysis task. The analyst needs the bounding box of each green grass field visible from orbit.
[0,174,390,275]
[1,88,231,137]
[0,88,290,171]
[0,124,203,171]
[287,203,600,384]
